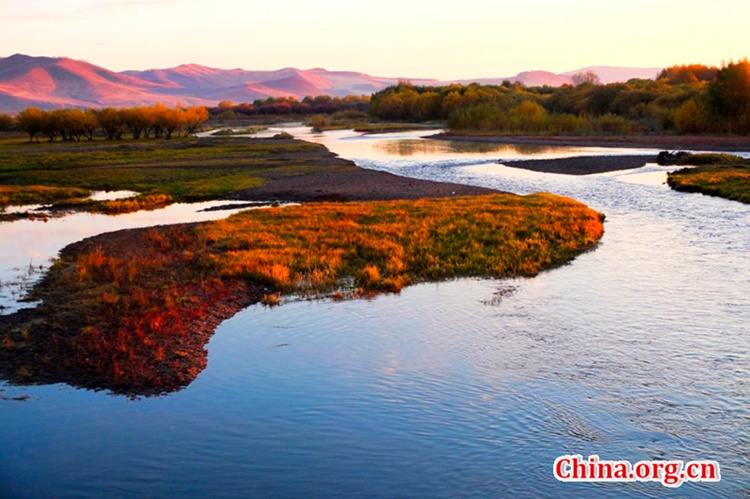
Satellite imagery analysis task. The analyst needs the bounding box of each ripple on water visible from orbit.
[1,128,748,497]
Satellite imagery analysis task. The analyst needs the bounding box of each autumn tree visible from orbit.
[310,114,327,132]
[708,59,750,134]
[96,108,126,140]
[182,106,209,136]
[0,113,12,131]
[658,64,718,84]
[15,107,46,141]
[122,107,152,139]
[80,109,99,140]
[410,91,441,121]
[674,98,713,134]
[440,90,463,118]
[571,71,601,86]
[157,106,185,139]
[49,109,95,141]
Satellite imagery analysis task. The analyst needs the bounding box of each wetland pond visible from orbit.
[1,128,749,498]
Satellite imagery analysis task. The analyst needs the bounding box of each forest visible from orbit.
[367,61,750,136]
[209,95,370,118]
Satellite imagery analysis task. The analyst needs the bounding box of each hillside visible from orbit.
[0,54,661,112]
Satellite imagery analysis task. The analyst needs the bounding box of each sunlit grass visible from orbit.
[7,193,604,394]
[200,194,604,292]
[667,163,750,204]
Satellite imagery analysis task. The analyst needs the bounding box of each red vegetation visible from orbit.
[0,194,604,396]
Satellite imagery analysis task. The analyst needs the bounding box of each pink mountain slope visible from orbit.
[0,54,663,112]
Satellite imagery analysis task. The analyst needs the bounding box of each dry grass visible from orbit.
[5,193,604,395]
[198,194,604,294]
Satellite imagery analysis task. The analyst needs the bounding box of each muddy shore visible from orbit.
[501,155,654,175]
[235,164,501,202]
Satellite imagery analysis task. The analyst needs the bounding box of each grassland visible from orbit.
[1,193,604,395]
[668,164,750,204]
[0,134,339,215]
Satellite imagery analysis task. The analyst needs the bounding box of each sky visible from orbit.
[2,0,749,79]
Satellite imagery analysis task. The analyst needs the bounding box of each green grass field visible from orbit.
[0,135,339,213]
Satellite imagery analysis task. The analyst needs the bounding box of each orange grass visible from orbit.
[91,194,175,214]
[8,193,604,394]
[198,193,604,294]
[667,165,750,204]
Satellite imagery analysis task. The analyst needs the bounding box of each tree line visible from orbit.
[210,95,370,118]
[11,104,209,142]
[368,60,750,135]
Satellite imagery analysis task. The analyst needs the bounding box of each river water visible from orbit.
[1,129,748,498]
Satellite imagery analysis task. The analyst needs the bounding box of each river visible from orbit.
[1,128,748,498]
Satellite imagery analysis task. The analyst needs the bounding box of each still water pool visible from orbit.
[1,129,748,498]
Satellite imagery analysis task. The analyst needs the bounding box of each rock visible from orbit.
[656,150,689,166]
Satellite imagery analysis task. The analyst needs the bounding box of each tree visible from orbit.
[156,106,185,139]
[0,113,13,131]
[15,107,46,141]
[674,98,712,134]
[658,64,718,84]
[81,109,98,140]
[182,106,209,136]
[708,59,750,134]
[410,91,440,121]
[571,71,601,86]
[123,107,151,139]
[95,108,126,140]
[310,114,327,132]
[440,91,463,118]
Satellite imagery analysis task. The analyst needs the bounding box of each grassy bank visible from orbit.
[668,163,750,204]
[0,136,340,214]
[1,193,604,395]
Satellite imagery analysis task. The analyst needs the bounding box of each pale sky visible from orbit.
[2,0,748,79]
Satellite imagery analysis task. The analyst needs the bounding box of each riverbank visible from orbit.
[0,136,497,219]
[667,162,750,204]
[431,132,750,153]
[0,146,604,396]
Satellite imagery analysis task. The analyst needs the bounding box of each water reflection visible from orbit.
[373,137,556,156]
[1,127,748,497]
[0,200,257,314]
[87,190,139,201]
[0,303,212,396]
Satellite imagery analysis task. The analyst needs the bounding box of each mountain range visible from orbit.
[0,54,662,112]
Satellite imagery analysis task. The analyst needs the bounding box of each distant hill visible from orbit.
[0,54,215,111]
[561,66,663,84]
[0,54,664,112]
[454,71,575,87]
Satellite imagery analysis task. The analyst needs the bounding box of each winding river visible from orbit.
[1,128,748,498]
